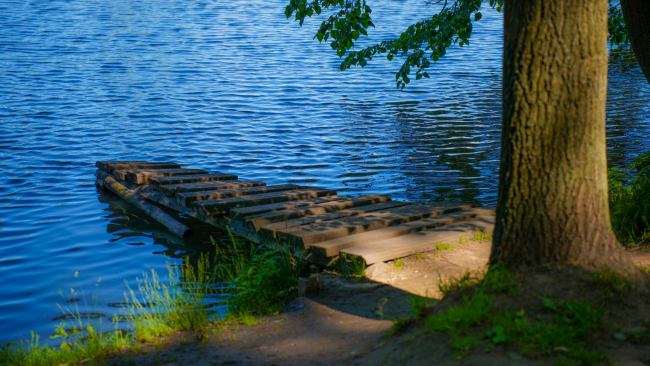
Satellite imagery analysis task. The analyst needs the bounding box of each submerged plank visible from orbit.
[341,215,496,265]
[276,202,472,247]
[148,173,238,188]
[310,207,494,258]
[245,194,392,231]
[259,201,409,234]
[229,196,349,220]
[177,184,302,207]
[193,188,338,217]
[160,180,266,197]
[117,168,208,184]
[96,160,147,170]
[105,162,180,173]
[95,170,193,238]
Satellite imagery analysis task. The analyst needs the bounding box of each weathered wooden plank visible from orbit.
[244,194,392,230]
[105,162,180,173]
[229,196,349,220]
[159,180,266,197]
[260,201,410,234]
[341,214,495,265]
[96,160,147,170]
[310,207,495,259]
[177,184,302,207]
[117,168,208,184]
[275,202,472,247]
[148,173,238,189]
[95,170,193,238]
[193,188,338,217]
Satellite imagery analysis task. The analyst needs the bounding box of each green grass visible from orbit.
[414,250,426,260]
[608,149,650,246]
[0,232,307,366]
[211,230,307,316]
[425,266,607,365]
[339,252,366,279]
[393,257,404,269]
[434,241,454,251]
[472,227,493,242]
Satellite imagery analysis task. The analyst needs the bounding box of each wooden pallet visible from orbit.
[94,160,495,265]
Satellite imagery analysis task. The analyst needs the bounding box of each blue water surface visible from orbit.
[0,0,649,344]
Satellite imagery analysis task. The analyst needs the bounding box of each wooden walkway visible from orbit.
[95,160,495,266]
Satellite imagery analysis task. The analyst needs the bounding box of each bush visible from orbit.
[608,150,650,246]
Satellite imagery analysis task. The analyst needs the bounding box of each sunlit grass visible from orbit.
[0,231,307,366]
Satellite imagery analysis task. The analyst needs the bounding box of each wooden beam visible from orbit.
[309,207,495,259]
[104,162,180,174]
[159,180,266,197]
[259,201,410,234]
[95,170,193,238]
[275,202,472,247]
[193,188,338,217]
[229,196,348,220]
[244,194,392,230]
[96,160,147,170]
[148,173,238,188]
[341,215,495,265]
[177,184,302,207]
[114,168,208,184]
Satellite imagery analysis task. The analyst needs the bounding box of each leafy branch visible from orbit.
[286,0,627,89]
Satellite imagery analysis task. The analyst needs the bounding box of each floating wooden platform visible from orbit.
[94,160,495,266]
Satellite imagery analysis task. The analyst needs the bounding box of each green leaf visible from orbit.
[474,12,482,21]
[359,28,367,36]
[387,54,393,61]
[316,32,324,42]
[613,333,627,341]
[330,40,339,50]
[492,325,507,343]
[351,30,360,40]
[337,47,346,57]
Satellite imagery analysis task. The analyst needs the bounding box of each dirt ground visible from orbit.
[103,240,650,366]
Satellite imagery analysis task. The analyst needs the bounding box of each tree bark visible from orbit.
[491,0,637,274]
[620,0,650,85]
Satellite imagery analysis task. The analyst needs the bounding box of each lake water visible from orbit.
[1,0,649,345]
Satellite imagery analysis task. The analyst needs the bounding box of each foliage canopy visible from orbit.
[286,0,629,89]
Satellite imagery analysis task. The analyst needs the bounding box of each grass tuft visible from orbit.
[472,227,493,242]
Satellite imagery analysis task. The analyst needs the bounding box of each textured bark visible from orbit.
[620,0,650,85]
[491,0,637,274]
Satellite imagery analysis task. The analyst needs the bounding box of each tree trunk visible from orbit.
[490,0,637,274]
[620,0,650,85]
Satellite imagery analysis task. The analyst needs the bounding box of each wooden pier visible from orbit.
[95,160,495,266]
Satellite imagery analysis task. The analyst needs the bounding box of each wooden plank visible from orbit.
[95,170,193,238]
[229,196,349,220]
[341,215,496,265]
[193,188,338,217]
[244,194,392,230]
[275,202,472,247]
[310,207,495,258]
[96,160,147,170]
[148,173,238,189]
[105,162,180,173]
[259,201,410,234]
[118,168,208,184]
[159,180,266,197]
[177,184,302,207]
